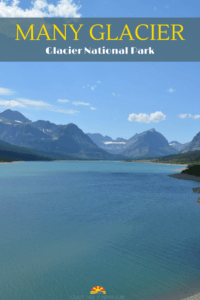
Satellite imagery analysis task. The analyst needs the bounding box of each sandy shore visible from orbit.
[154,163,187,166]
[0,161,21,164]
[173,168,187,172]
[131,160,188,166]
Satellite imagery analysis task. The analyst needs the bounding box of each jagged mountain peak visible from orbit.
[149,128,156,132]
[122,129,176,158]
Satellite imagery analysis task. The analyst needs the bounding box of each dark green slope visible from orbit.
[182,164,200,176]
[154,150,200,164]
[0,140,52,161]
[122,130,177,158]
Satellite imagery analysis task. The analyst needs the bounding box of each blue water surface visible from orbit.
[0,161,200,300]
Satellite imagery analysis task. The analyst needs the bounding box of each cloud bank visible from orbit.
[73,101,90,106]
[178,114,200,119]
[0,87,96,114]
[57,99,70,103]
[0,97,79,114]
[0,100,25,107]
[128,111,166,123]
[0,0,81,18]
[0,87,14,95]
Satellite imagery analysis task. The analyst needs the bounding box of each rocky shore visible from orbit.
[169,173,200,184]
[182,293,200,300]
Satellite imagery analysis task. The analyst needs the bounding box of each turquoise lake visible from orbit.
[0,161,200,300]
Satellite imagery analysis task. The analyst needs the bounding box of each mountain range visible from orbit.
[0,109,199,161]
[169,141,189,152]
[88,129,178,158]
[0,110,124,160]
[121,129,177,158]
[181,131,200,153]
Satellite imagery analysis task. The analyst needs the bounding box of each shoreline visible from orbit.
[130,160,188,166]
[169,173,200,204]
[0,161,21,164]
[182,293,200,300]
[173,167,187,172]
[169,173,200,184]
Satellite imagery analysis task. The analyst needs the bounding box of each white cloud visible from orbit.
[18,98,78,114]
[178,114,188,119]
[97,81,101,84]
[91,86,96,91]
[179,113,200,120]
[193,115,200,119]
[0,100,25,107]
[128,111,166,123]
[72,101,90,106]
[90,107,96,110]
[57,99,70,103]
[167,88,175,93]
[0,87,14,95]
[49,107,79,114]
[0,96,79,114]
[112,93,120,97]
[17,98,50,107]
[0,0,81,17]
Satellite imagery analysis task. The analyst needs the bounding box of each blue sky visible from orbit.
[0,0,200,143]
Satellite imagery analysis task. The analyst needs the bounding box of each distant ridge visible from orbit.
[0,109,31,123]
[0,109,195,160]
[181,131,200,153]
[88,128,178,158]
[0,110,125,160]
[122,130,177,158]
[169,141,190,152]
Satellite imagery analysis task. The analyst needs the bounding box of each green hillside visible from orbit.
[153,150,200,164]
[0,140,53,161]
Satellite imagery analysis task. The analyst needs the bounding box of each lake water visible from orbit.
[0,161,200,300]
